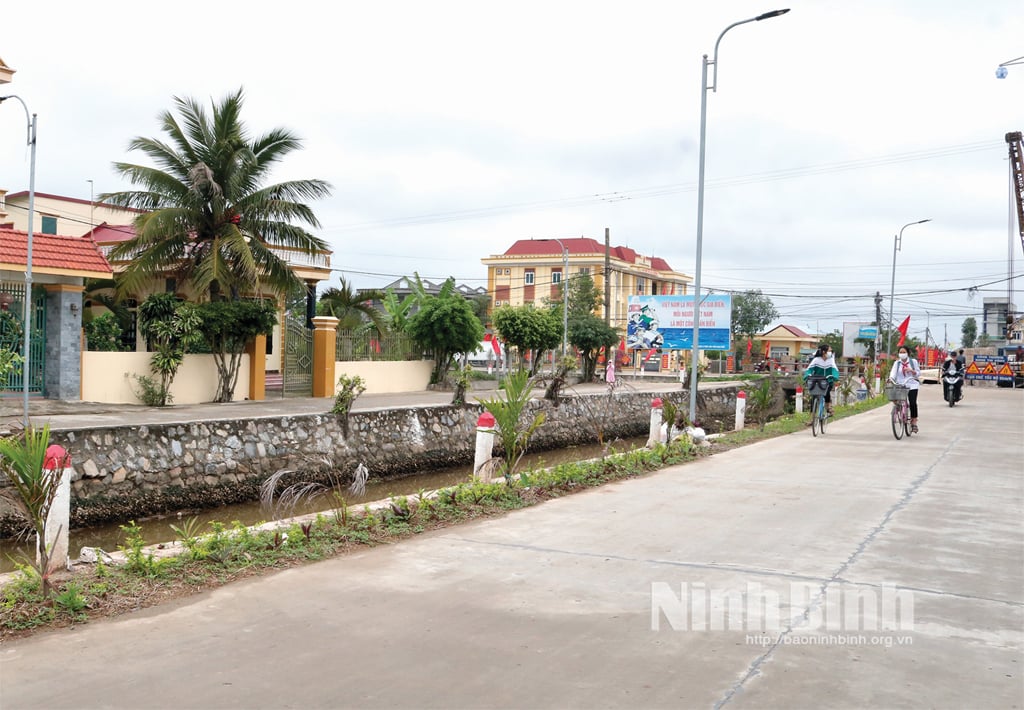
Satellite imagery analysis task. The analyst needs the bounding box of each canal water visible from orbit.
[0,436,648,573]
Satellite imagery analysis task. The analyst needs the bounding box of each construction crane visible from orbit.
[1008,131,1024,255]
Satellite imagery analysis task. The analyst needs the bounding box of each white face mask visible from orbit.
[899,353,909,361]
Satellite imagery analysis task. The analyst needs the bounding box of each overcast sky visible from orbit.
[2,0,1021,347]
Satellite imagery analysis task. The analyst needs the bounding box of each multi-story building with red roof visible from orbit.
[481,236,691,331]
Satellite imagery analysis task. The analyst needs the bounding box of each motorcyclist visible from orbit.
[941,353,963,403]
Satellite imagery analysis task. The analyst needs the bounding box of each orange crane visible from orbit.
[1008,131,1024,255]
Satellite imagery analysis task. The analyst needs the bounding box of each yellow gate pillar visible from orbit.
[247,334,267,401]
[311,316,339,398]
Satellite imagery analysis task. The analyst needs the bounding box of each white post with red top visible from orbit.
[795,385,804,413]
[735,390,747,430]
[474,412,496,482]
[647,398,663,447]
[40,444,71,574]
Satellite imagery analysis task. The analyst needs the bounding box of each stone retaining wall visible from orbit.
[1,384,749,533]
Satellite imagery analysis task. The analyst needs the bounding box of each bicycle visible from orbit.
[885,381,912,440]
[805,376,831,437]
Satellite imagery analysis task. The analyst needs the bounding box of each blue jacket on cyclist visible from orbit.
[802,344,840,411]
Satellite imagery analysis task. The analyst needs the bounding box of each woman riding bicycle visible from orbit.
[888,345,921,433]
[803,343,840,414]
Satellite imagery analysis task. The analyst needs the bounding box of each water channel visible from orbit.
[0,436,648,573]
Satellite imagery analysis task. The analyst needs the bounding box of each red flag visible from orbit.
[746,339,753,356]
[896,316,910,347]
[642,348,657,363]
[763,340,771,359]
[491,338,501,355]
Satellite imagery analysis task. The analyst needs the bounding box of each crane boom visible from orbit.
[1008,131,1024,255]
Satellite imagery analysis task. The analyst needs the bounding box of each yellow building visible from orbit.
[757,324,820,363]
[481,237,690,331]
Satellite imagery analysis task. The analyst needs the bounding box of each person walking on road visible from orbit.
[889,345,922,433]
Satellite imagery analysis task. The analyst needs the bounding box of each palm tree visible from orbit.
[101,88,331,301]
[318,278,385,333]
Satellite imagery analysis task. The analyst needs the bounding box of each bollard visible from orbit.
[647,397,663,447]
[795,385,803,414]
[41,444,71,575]
[474,412,497,482]
[735,390,747,430]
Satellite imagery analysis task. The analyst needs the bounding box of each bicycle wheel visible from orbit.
[891,404,904,440]
[905,406,913,437]
[819,401,828,435]
[811,396,821,437]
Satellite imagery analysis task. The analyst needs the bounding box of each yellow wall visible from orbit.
[334,361,433,394]
[4,194,137,236]
[81,352,251,404]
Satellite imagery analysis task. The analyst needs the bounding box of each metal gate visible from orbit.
[0,283,45,396]
[281,315,313,396]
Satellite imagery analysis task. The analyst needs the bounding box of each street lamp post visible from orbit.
[886,219,931,362]
[0,95,37,429]
[544,238,570,358]
[688,8,790,424]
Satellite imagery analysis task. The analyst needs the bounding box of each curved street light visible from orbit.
[0,94,37,428]
[689,8,790,424]
[886,219,931,361]
[996,55,1023,79]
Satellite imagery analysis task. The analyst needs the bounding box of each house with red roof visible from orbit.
[756,324,820,363]
[481,237,691,331]
[1,227,113,399]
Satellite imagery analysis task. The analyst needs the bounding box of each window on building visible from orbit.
[504,268,511,275]
[637,278,646,295]
[551,269,562,284]
[578,267,590,275]
[40,216,57,235]
[524,270,535,285]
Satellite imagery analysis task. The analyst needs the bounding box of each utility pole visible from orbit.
[604,228,611,326]
[874,291,883,393]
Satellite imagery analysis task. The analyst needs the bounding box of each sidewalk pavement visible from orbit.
[1,383,1021,709]
[0,376,690,433]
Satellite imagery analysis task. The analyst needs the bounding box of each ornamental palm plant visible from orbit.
[101,88,331,302]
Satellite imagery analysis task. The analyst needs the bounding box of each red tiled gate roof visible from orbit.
[0,228,113,276]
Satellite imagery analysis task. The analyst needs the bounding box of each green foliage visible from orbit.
[132,374,172,407]
[102,88,332,301]
[135,293,203,406]
[53,582,88,616]
[491,305,562,375]
[747,375,776,430]
[83,312,125,351]
[821,329,843,358]
[568,314,619,382]
[961,317,977,348]
[318,278,386,333]
[543,355,577,401]
[478,370,546,481]
[332,374,367,425]
[732,290,779,348]
[406,283,484,384]
[118,521,172,578]
[195,299,278,402]
[0,425,66,597]
[450,364,474,405]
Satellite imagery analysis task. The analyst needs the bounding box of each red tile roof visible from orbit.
[0,228,113,276]
[88,223,136,243]
[503,238,676,272]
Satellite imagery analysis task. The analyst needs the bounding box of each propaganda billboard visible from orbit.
[626,295,732,351]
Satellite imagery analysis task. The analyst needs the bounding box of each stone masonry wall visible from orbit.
[0,384,747,533]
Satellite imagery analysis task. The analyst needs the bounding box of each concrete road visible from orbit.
[2,385,1022,710]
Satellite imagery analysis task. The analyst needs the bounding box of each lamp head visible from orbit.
[996,66,1009,79]
[756,8,790,20]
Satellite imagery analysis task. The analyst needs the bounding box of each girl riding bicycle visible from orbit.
[803,344,840,414]
[888,345,921,433]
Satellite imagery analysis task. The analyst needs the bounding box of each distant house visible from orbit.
[481,237,691,331]
[757,324,819,362]
[358,276,487,317]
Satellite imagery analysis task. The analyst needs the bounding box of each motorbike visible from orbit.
[942,367,964,407]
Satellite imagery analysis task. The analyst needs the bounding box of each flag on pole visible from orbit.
[763,340,771,359]
[746,339,753,356]
[896,316,910,347]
